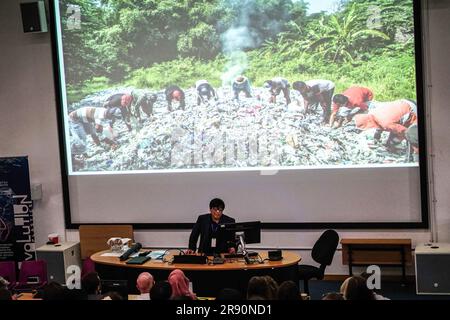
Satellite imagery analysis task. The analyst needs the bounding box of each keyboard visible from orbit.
[172,255,207,264]
[223,253,244,259]
[224,252,258,259]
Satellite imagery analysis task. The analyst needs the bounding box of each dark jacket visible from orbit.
[188,213,235,254]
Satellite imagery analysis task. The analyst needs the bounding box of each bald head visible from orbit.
[136,272,154,294]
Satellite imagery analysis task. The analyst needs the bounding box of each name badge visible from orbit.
[211,238,217,248]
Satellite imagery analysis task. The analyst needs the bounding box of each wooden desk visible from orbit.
[16,292,41,300]
[341,239,412,282]
[91,250,301,296]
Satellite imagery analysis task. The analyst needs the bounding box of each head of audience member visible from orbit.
[247,276,278,300]
[359,272,390,300]
[277,281,301,300]
[322,292,345,300]
[168,269,196,300]
[0,276,10,290]
[82,271,101,296]
[136,272,154,294]
[42,281,66,300]
[209,198,225,223]
[0,288,13,301]
[63,287,88,300]
[150,281,173,300]
[102,291,123,300]
[247,295,266,300]
[340,276,375,300]
[171,295,193,300]
[216,288,243,300]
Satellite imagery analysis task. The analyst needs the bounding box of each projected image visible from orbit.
[57,0,420,173]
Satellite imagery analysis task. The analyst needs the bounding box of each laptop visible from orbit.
[100,280,128,300]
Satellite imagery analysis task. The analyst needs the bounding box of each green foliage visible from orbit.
[67,77,111,104]
[125,57,226,89]
[307,4,389,62]
[342,51,417,101]
[177,22,220,58]
[61,0,106,85]
[342,0,415,44]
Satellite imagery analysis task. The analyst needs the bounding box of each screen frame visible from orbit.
[220,221,262,244]
[48,0,430,230]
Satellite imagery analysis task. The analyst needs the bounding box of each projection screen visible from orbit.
[51,0,428,228]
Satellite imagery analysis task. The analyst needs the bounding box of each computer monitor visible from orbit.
[219,221,261,255]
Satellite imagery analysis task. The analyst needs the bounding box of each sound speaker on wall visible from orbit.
[20,1,48,33]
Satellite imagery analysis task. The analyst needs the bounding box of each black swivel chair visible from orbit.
[298,230,339,294]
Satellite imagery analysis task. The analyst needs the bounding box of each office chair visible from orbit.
[81,257,96,279]
[14,260,48,292]
[298,230,339,294]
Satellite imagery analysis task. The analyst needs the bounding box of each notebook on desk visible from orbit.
[125,256,151,265]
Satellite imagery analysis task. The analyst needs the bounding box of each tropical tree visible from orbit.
[60,0,106,85]
[341,0,415,44]
[307,4,389,63]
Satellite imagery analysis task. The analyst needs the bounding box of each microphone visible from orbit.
[119,242,142,261]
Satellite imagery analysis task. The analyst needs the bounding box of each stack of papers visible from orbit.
[100,252,123,257]
[99,251,139,258]
[148,250,167,260]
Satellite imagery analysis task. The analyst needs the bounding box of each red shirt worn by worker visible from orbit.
[354,100,417,137]
[333,87,374,113]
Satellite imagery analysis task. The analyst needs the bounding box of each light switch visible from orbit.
[31,183,42,200]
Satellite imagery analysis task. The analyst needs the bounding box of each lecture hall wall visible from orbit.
[1,0,449,275]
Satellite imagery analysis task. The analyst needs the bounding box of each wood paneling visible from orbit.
[341,239,412,266]
[79,225,133,259]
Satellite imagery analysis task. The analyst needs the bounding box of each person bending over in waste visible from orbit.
[103,93,132,131]
[293,79,335,124]
[353,99,417,155]
[232,75,253,101]
[69,106,121,155]
[196,80,218,106]
[264,77,291,106]
[330,86,374,128]
[165,85,186,112]
[127,90,158,124]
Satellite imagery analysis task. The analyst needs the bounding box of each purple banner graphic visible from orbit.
[0,157,35,262]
